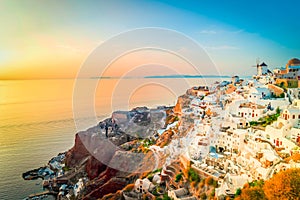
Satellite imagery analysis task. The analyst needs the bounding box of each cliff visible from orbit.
[63,105,179,199]
[65,133,90,168]
[64,128,162,198]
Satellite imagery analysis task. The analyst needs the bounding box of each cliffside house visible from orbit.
[275,58,300,88]
[134,178,155,194]
[168,188,197,200]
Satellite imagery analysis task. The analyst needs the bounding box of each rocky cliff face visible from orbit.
[64,128,157,199]
[85,156,107,180]
[64,106,175,199]
[178,93,192,109]
[82,167,129,200]
[65,133,90,168]
[64,131,131,199]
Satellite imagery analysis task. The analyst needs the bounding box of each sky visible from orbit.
[0,0,299,79]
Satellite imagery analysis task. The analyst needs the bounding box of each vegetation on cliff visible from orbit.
[250,107,281,127]
[234,168,300,200]
[177,167,218,199]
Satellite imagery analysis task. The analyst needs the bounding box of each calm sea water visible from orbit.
[0,78,223,199]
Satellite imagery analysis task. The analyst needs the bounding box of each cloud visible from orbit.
[199,29,244,35]
[228,29,244,34]
[204,45,239,50]
[199,30,217,34]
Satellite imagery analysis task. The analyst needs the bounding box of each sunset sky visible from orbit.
[0,0,300,79]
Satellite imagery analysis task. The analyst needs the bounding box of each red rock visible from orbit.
[65,133,90,167]
[85,156,106,180]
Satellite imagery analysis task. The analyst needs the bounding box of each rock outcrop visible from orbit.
[65,128,158,198]
[64,106,174,199]
[65,133,90,168]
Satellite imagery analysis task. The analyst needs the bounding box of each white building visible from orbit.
[134,178,155,194]
[216,173,250,197]
[74,178,84,197]
[281,108,300,127]
[237,102,265,120]
[217,128,247,154]
[168,188,197,200]
[291,128,300,144]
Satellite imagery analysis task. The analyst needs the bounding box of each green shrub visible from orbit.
[235,188,242,197]
[200,192,207,199]
[175,173,183,182]
[162,193,171,200]
[276,107,281,115]
[148,175,154,182]
[188,168,200,183]
[210,188,216,198]
[250,121,258,126]
[152,168,162,173]
[249,180,264,188]
[205,177,214,185]
[62,166,71,171]
[152,188,159,196]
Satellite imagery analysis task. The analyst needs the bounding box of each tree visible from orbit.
[235,186,266,200]
[162,193,172,200]
[175,173,182,182]
[188,168,200,183]
[276,107,281,115]
[235,188,242,197]
[263,168,300,200]
[210,189,216,198]
[205,177,214,186]
[200,192,207,199]
[234,180,265,200]
[236,169,300,200]
[249,180,264,188]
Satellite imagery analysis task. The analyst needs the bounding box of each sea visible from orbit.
[0,77,226,200]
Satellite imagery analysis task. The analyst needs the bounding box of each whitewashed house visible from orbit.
[280,108,300,127]
[134,178,155,194]
[237,102,265,120]
[168,188,197,200]
[216,128,247,154]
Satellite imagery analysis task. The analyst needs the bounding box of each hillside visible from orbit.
[234,168,300,200]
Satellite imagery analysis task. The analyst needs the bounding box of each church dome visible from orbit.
[287,58,300,66]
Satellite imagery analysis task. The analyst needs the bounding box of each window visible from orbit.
[293,115,295,119]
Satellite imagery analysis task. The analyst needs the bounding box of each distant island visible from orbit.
[90,74,231,79]
[144,74,231,79]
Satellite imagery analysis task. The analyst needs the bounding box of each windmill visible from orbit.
[252,58,261,76]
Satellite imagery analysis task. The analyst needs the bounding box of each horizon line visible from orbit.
[0,74,254,81]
